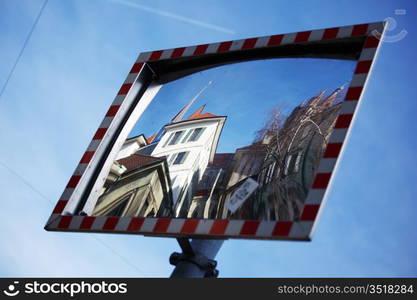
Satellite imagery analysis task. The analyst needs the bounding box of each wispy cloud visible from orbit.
[109,0,235,34]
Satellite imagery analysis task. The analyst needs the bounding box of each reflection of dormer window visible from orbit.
[188,127,205,142]
[167,130,185,146]
[170,151,189,165]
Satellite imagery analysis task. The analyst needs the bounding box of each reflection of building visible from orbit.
[94,97,225,218]
[150,105,226,217]
[216,87,344,221]
[93,154,173,217]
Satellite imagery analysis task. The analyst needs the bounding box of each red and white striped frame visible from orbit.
[45,22,385,241]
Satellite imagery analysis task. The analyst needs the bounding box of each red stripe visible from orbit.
[181,219,199,234]
[217,41,232,52]
[300,204,320,221]
[312,173,332,189]
[153,218,171,232]
[130,62,143,73]
[93,128,107,140]
[323,143,343,158]
[106,105,120,117]
[117,83,132,95]
[80,216,96,229]
[267,34,283,46]
[80,151,94,164]
[355,60,372,74]
[322,27,339,40]
[242,38,257,49]
[364,35,380,48]
[240,221,260,235]
[193,44,208,55]
[171,47,185,58]
[53,200,68,214]
[272,221,292,236]
[66,175,81,188]
[149,50,163,61]
[294,31,311,43]
[345,86,363,101]
[103,217,119,230]
[209,220,229,234]
[127,218,144,231]
[351,24,368,36]
[335,114,353,128]
[58,216,72,229]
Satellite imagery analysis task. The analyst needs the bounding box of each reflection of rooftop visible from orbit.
[210,153,234,167]
[117,154,164,172]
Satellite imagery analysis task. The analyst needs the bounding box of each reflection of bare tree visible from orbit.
[217,87,346,221]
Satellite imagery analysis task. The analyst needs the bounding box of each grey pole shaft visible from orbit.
[170,239,224,278]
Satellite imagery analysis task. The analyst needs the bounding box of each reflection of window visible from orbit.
[162,132,174,147]
[107,195,130,216]
[172,151,189,165]
[181,130,193,143]
[188,127,205,142]
[168,130,185,145]
[294,152,302,172]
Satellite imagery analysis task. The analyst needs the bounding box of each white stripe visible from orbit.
[255,221,275,237]
[183,45,197,57]
[367,22,384,35]
[74,163,87,176]
[112,95,126,106]
[281,33,296,44]
[308,29,324,41]
[159,49,174,60]
[124,72,138,84]
[46,214,61,228]
[341,100,358,114]
[194,219,214,235]
[255,36,269,48]
[206,42,220,54]
[359,47,377,61]
[91,216,107,230]
[225,220,244,235]
[115,217,131,231]
[137,51,152,62]
[304,189,326,205]
[229,39,245,51]
[167,219,184,233]
[317,158,337,173]
[69,216,84,230]
[59,188,74,201]
[140,218,157,232]
[99,116,114,129]
[337,25,353,38]
[350,73,367,87]
[288,221,313,239]
[87,139,101,151]
[328,128,348,143]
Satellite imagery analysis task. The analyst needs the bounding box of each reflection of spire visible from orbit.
[171,80,213,123]
[323,85,345,105]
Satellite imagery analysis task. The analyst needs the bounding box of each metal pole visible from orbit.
[170,239,225,278]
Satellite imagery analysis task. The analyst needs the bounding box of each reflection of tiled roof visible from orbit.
[117,154,163,171]
[186,104,217,121]
[210,153,234,167]
[146,133,156,144]
[237,143,268,151]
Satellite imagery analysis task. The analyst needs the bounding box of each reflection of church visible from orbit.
[214,87,345,221]
[93,98,226,218]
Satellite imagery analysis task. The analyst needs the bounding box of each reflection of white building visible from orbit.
[150,105,226,217]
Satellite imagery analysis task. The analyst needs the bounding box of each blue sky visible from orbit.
[0,0,416,277]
